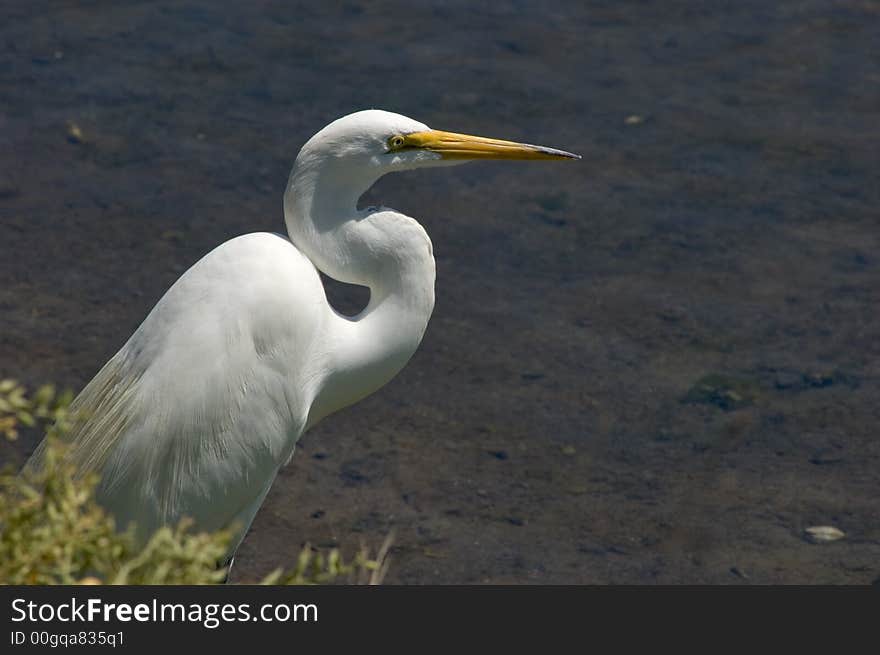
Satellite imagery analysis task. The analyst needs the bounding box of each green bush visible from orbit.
[0,380,390,585]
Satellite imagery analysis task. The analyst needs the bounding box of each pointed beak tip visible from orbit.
[524,144,582,161]
[543,150,581,161]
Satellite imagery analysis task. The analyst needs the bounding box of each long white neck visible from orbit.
[283,155,436,428]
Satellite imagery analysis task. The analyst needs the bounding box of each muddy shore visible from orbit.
[1,1,878,583]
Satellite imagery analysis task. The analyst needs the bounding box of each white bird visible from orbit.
[25,109,578,564]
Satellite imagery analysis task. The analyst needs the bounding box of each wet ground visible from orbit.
[1,1,878,583]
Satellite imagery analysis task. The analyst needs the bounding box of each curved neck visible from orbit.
[284,157,436,427]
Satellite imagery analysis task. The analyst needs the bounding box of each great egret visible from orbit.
[25,109,579,564]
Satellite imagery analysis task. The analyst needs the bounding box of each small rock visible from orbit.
[804,526,845,543]
[683,374,756,411]
[624,115,644,125]
[66,121,84,144]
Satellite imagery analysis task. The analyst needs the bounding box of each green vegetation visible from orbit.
[0,379,72,442]
[0,380,389,585]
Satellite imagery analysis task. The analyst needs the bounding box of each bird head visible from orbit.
[297,109,580,176]
[285,109,579,288]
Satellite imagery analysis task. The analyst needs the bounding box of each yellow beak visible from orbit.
[401,130,580,161]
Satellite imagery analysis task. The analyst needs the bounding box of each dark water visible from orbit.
[1,1,878,583]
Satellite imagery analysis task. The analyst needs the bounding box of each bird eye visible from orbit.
[388,135,406,150]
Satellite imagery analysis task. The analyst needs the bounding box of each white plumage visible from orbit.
[25,110,578,562]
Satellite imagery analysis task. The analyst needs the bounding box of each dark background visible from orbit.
[1,1,878,583]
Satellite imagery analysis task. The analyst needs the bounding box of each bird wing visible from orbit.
[25,232,329,542]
